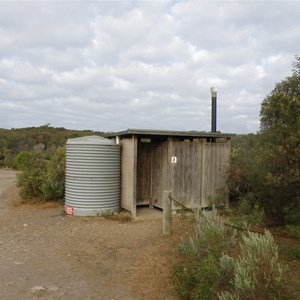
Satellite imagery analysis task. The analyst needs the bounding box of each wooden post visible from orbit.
[225,138,231,210]
[163,190,172,236]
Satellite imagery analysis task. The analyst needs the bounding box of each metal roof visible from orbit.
[67,135,117,145]
[105,129,235,139]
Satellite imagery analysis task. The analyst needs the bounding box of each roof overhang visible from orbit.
[105,129,235,139]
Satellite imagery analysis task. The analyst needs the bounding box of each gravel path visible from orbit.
[0,169,178,300]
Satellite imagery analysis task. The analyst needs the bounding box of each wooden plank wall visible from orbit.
[151,141,168,208]
[121,137,231,216]
[169,140,230,208]
[120,137,137,217]
[201,142,231,207]
[170,140,202,208]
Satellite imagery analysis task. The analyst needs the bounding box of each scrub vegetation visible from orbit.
[14,147,66,201]
[0,126,103,201]
[228,56,300,226]
[172,209,291,300]
[0,126,103,168]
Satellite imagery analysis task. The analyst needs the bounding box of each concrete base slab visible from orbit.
[135,206,163,220]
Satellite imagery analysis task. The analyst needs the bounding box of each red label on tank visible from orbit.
[65,205,74,216]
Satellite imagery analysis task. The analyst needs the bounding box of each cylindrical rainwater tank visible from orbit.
[65,135,120,216]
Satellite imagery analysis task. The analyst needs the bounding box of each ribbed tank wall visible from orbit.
[65,136,120,216]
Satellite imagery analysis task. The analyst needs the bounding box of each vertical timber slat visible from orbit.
[132,135,137,217]
[120,137,137,217]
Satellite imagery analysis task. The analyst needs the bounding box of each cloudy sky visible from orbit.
[0,1,299,134]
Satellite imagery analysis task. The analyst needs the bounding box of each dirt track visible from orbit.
[0,169,178,300]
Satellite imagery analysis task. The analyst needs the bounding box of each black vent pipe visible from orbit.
[211,87,217,133]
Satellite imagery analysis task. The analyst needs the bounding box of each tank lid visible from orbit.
[67,135,116,145]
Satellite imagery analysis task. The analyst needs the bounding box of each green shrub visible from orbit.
[279,245,300,261]
[285,224,300,237]
[172,209,289,300]
[172,257,219,300]
[0,153,4,167]
[219,230,286,300]
[17,151,47,199]
[283,204,300,225]
[229,197,263,227]
[173,208,237,299]
[172,263,199,299]
[13,151,31,170]
[188,209,237,259]
[239,193,257,215]
[41,147,65,201]
[16,147,65,201]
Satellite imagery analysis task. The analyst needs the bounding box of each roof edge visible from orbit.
[105,128,235,138]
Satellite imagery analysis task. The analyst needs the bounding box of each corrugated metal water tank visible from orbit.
[65,135,120,216]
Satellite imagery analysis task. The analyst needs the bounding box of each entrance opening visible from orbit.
[137,141,152,206]
[136,139,167,209]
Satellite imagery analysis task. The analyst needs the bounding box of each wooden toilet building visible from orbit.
[105,129,234,217]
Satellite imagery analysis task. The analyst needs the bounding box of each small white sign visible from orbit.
[171,156,177,163]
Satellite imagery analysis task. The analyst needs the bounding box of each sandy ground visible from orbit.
[0,169,179,300]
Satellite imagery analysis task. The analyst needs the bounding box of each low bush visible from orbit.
[172,208,237,299]
[172,258,219,300]
[285,224,300,237]
[229,199,263,228]
[279,245,300,261]
[172,209,288,300]
[219,230,286,300]
[180,209,237,259]
[13,151,32,170]
[41,147,65,201]
[16,151,47,199]
[16,147,65,201]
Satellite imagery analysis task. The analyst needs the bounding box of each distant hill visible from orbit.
[0,127,105,167]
